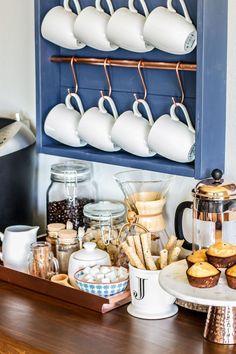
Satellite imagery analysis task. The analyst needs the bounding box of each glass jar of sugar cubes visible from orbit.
[83,201,127,266]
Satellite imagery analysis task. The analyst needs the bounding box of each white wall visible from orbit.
[0,0,235,238]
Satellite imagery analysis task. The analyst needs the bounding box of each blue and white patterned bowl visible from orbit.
[74,267,129,297]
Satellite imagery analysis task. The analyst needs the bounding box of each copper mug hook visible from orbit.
[172,62,185,106]
[100,58,112,98]
[134,60,147,102]
[68,56,79,96]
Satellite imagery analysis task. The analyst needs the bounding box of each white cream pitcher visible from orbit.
[0,225,39,273]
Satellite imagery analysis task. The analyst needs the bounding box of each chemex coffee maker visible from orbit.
[175,169,236,251]
[114,170,173,253]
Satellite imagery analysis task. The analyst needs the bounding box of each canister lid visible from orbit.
[193,169,236,200]
[58,229,77,239]
[73,242,109,262]
[50,161,91,182]
[47,223,66,232]
[83,201,126,221]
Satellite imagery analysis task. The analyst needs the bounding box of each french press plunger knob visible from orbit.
[211,169,223,183]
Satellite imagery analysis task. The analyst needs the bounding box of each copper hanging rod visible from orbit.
[50,56,197,72]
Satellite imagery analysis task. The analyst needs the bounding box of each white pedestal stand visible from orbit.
[159,260,236,345]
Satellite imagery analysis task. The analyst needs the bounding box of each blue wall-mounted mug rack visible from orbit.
[35,0,228,179]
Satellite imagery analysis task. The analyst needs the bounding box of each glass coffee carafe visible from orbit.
[175,169,236,251]
[114,170,173,252]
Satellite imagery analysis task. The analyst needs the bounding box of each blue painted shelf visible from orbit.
[35,0,228,179]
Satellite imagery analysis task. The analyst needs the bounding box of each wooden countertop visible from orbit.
[0,281,234,354]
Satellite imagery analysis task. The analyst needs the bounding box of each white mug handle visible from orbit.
[167,0,192,24]
[96,0,114,15]
[133,99,154,126]
[170,103,195,133]
[64,0,81,14]
[65,93,85,116]
[98,96,118,119]
[129,0,149,17]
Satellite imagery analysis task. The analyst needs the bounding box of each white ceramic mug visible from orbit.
[111,99,156,157]
[148,102,195,163]
[107,0,153,53]
[0,225,39,273]
[44,93,86,147]
[41,0,85,50]
[127,264,178,319]
[78,96,120,152]
[74,0,118,51]
[143,0,197,55]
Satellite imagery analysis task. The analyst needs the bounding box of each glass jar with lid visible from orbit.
[83,201,127,266]
[47,161,96,230]
[46,223,66,256]
[56,229,80,274]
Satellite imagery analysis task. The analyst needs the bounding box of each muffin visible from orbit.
[226,264,236,289]
[206,242,236,268]
[186,249,207,268]
[186,261,221,288]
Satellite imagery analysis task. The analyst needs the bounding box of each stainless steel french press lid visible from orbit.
[193,169,236,201]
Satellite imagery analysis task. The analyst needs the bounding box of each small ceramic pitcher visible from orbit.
[0,225,39,273]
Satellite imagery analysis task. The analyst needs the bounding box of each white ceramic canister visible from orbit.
[68,242,111,286]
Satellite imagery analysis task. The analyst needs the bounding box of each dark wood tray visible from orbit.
[0,265,130,313]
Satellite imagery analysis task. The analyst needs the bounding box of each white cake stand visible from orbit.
[159,260,236,345]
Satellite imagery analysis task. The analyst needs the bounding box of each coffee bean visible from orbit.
[47,198,94,229]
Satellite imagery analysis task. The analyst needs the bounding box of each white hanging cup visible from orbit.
[41,0,85,50]
[44,93,87,148]
[148,102,195,163]
[78,96,121,152]
[143,0,197,55]
[74,0,118,51]
[111,99,156,157]
[107,0,154,53]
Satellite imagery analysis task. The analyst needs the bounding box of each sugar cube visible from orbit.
[102,278,110,283]
[100,267,110,274]
[95,273,105,281]
[83,267,91,275]
[90,267,100,276]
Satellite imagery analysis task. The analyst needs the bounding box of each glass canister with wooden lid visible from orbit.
[46,223,66,256]
[56,229,80,274]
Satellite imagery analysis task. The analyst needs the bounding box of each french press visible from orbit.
[175,169,236,251]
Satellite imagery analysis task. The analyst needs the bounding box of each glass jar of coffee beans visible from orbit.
[47,161,96,230]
